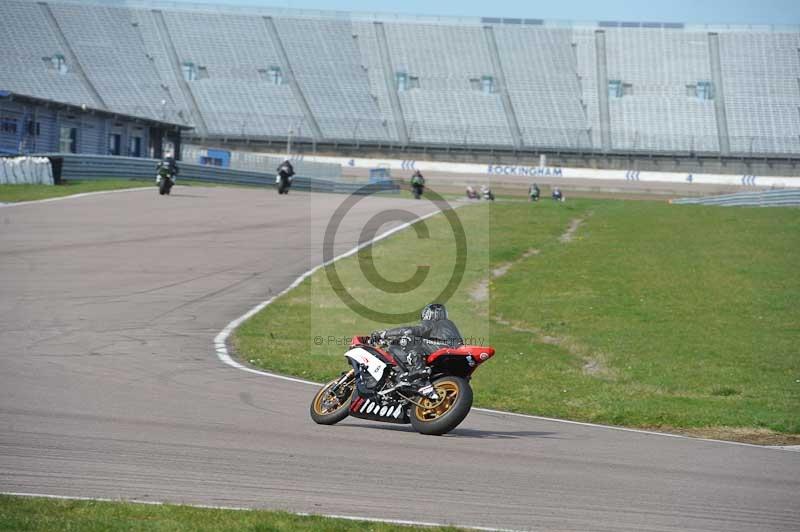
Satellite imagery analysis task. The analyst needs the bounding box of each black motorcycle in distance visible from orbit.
[276,161,295,195]
[156,164,175,196]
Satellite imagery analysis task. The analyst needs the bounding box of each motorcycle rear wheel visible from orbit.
[310,372,355,425]
[410,375,473,435]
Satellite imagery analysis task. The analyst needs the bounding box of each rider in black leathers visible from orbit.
[157,156,179,179]
[373,304,462,385]
[277,159,294,179]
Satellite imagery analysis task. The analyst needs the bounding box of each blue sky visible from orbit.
[163,0,799,25]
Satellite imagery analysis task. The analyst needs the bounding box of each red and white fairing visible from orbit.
[344,347,388,382]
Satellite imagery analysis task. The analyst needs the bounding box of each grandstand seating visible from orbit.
[493,25,588,149]
[604,28,719,153]
[381,22,512,146]
[0,1,98,108]
[0,0,797,156]
[158,10,306,137]
[719,31,800,154]
[275,18,390,141]
[129,9,190,124]
[572,29,602,150]
[48,3,177,120]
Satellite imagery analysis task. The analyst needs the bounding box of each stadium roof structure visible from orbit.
[0,91,192,132]
[43,0,800,32]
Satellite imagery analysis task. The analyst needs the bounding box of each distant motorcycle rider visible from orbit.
[410,170,425,199]
[156,156,178,182]
[372,304,462,387]
[529,183,540,202]
[277,159,294,179]
[276,159,295,194]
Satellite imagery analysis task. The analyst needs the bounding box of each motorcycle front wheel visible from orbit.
[310,371,355,425]
[410,375,473,435]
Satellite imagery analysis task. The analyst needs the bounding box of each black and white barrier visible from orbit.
[269,153,800,189]
[0,157,54,185]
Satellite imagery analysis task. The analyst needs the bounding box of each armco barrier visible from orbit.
[37,154,398,194]
[671,189,800,207]
[182,145,342,179]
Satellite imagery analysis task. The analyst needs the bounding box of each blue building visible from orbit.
[0,91,188,158]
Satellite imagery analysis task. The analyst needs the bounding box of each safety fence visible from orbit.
[181,145,343,179]
[28,154,397,194]
[671,189,800,207]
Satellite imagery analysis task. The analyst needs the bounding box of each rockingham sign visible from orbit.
[487,165,564,177]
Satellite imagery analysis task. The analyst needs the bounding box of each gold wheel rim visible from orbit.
[313,380,352,416]
[414,380,460,422]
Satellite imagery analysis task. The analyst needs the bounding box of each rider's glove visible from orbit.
[370,330,386,342]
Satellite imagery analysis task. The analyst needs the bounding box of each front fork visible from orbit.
[331,369,355,393]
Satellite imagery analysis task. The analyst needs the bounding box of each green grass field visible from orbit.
[0,496,461,531]
[234,198,800,444]
[0,178,265,203]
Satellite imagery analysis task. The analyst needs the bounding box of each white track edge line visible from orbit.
[0,185,152,208]
[0,492,517,532]
[213,207,445,386]
[213,205,796,453]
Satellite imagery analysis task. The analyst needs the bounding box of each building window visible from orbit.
[108,134,121,155]
[395,72,419,91]
[182,62,197,81]
[128,136,142,157]
[480,75,495,94]
[1,118,18,134]
[59,127,77,153]
[259,66,283,85]
[42,54,69,75]
[696,81,714,100]
[608,80,623,98]
[608,80,633,98]
[43,54,67,73]
[27,121,41,136]
[396,72,409,92]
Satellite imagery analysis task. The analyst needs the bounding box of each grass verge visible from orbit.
[237,198,799,444]
[0,495,462,531]
[0,178,267,203]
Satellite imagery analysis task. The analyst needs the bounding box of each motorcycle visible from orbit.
[411,182,424,200]
[310,334,495,435]
[481,186,495,201]
[156,166,175,196]
[276,172,293,195]
[466,186,479,200]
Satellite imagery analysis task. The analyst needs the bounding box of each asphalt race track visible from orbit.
[1,187,798,532]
